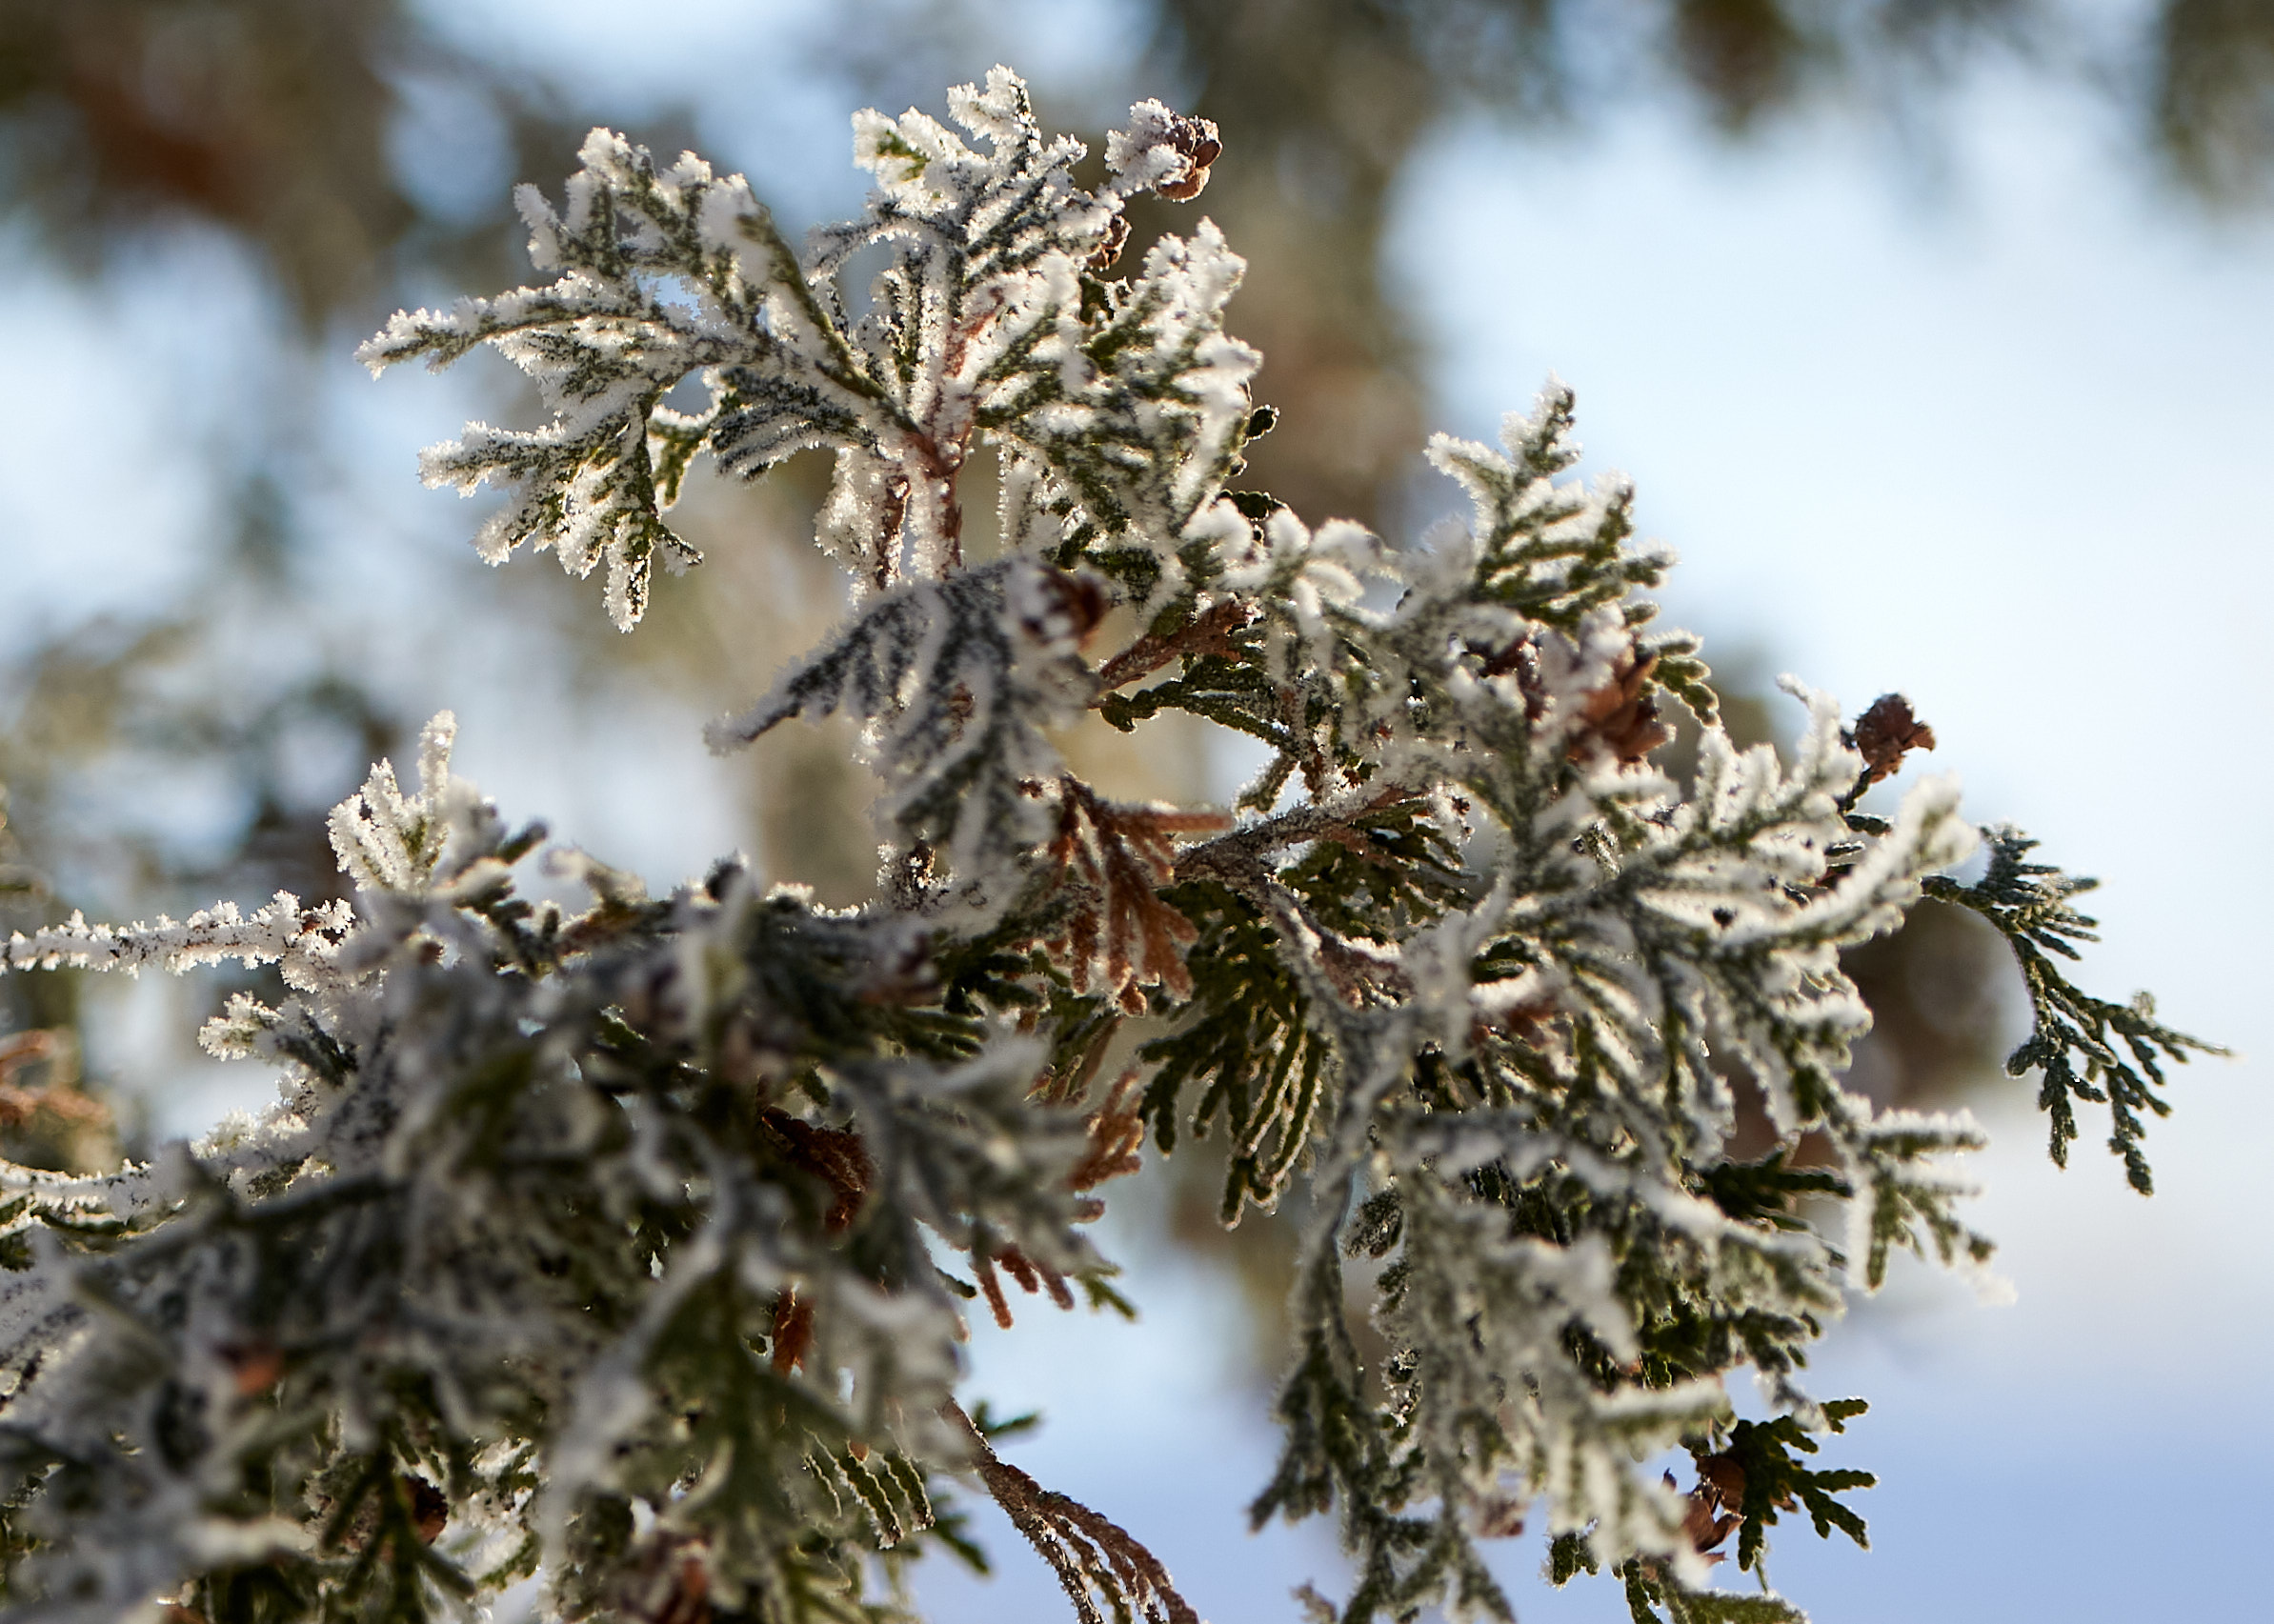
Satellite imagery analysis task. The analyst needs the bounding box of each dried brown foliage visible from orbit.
[220,1338,285,1398]
[1575,648,1674,764]
[1041,780,1230,1014]
[1482,634,1672,765]
[1084,211,1132,271]
[757,1107,873,1233]
[1669,1468,1739,1564]
[1679,1451,1752,1563]
[1067,1071,1146,1193]
[1016,567,1112,649]
[1475,1494,1528,1538]
[1848,692,1937,787]
[407,1476,449,1545]
[944,1402,1199,1624]
[1150,113,1222,203]
[770,1288,815,1375]
[974,1242,1074,1331]
[617,1534,713,1624]
[323,1473,450,1555]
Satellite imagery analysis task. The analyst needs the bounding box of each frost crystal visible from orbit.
[0,67,2211,1624]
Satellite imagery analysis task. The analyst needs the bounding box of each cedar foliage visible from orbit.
[0,68,2215,1624]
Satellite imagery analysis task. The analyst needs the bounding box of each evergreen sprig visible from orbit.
[1710,1400,1875,1574]
[1925,825,2220,1192]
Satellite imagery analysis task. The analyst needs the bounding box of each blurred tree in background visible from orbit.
[0,0,587,319]
[0,0,2236,1301]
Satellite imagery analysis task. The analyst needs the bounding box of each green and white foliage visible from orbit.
[0,67,2212,1624]
[705,557,1097,918]
[360,67,1251,626]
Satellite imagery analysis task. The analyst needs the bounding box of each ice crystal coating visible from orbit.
[0,66,2212,1624]
[361,67,1258,627]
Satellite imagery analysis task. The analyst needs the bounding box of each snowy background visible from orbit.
[2,2,2267,1618]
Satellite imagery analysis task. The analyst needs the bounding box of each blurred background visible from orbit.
[0,0,2267,1617]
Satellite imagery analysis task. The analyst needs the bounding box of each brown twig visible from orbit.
[908,431,964,573]
[1089,599,1256,698]
[1172,786,1419,892]
[972,1241,1075,1330]
[1067,1072,1146,1193]
[940,1400,1198,1624]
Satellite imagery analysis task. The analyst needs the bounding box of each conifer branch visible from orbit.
[942,1401,1199,1624]
[1926,825,2221,1192]
[0,63,2216,1624]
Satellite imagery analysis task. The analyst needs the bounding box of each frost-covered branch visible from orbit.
[3,892,349,982]
[0,63,2215,1624]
